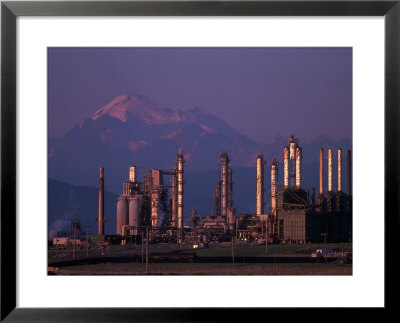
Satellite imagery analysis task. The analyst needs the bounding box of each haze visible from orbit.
[48,47,352,143]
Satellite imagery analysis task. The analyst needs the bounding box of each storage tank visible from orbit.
[129,197,141,227]
[116,197,129,235]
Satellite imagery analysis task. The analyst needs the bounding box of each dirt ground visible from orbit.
[51,262,352,276]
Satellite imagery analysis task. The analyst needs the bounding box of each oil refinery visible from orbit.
[90,135,352,246]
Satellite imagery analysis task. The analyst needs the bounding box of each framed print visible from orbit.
[1,0,399,321]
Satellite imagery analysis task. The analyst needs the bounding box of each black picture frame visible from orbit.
[1,0,399,321]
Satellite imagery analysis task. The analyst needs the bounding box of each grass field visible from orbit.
[48,242,352,275]
[51,262,352,275]
[180,242,352,257]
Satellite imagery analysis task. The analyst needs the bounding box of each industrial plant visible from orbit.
[90,135,352,246]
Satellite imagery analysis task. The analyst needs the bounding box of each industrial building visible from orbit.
[92,135,352,246]
[269,136,352,244]
[113,154,185,243]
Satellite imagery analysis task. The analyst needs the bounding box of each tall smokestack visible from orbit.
[256,154,265,215]
[98,167,105,235]
[347,150,352,195]
[337,149,342,191]
[129,165,136,183]
[171,168,177,227]
[271,159,278,216]
[220,153,229,218]
[295,147,302,188]
[177,154,184,231]
[328,149,333,192]
[284,147,289,189]
[227,166,233,210]
[289,137,297,188]
[319,148,324,195]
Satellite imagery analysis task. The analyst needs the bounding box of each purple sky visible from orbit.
[48,47,352,143]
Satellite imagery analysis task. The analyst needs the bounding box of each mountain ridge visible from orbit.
[48,94,351,195]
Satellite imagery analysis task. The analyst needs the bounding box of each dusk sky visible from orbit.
[48,47,352,143]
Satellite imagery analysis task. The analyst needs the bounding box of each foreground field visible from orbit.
[48,242,352,275]
[51,262,352,275]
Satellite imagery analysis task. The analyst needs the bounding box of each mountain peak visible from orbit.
[91,94,162,123]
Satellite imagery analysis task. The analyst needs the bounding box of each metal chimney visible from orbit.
[289,137,297,188]
[328,149,333,192]
[256,154,265,215]
[295,147,302,188]
[227,166,233,210]
[129,165,136,183]
[98,167,105,235]
[319,148,324,195]
[171,167,177,227]
[284,147,289,189]
[177,154,184,230]
[337,149,342,191]
[347,150,352,195]
[271,159,278,216]
[220,153,229,218]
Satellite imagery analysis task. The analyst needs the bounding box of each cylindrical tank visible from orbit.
[328,148,333,192]
[129,197,141,227]
[116,197,129,235]
[284,147,289,188]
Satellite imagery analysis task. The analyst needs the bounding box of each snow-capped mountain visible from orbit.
[48,94,351,196]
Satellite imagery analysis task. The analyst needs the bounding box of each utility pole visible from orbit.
[231,236,235,273]
[72,213,77,261]
[86,222,89,258]
[265,219,268,256]
[141,231,144,264]
[146,227,149,275]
